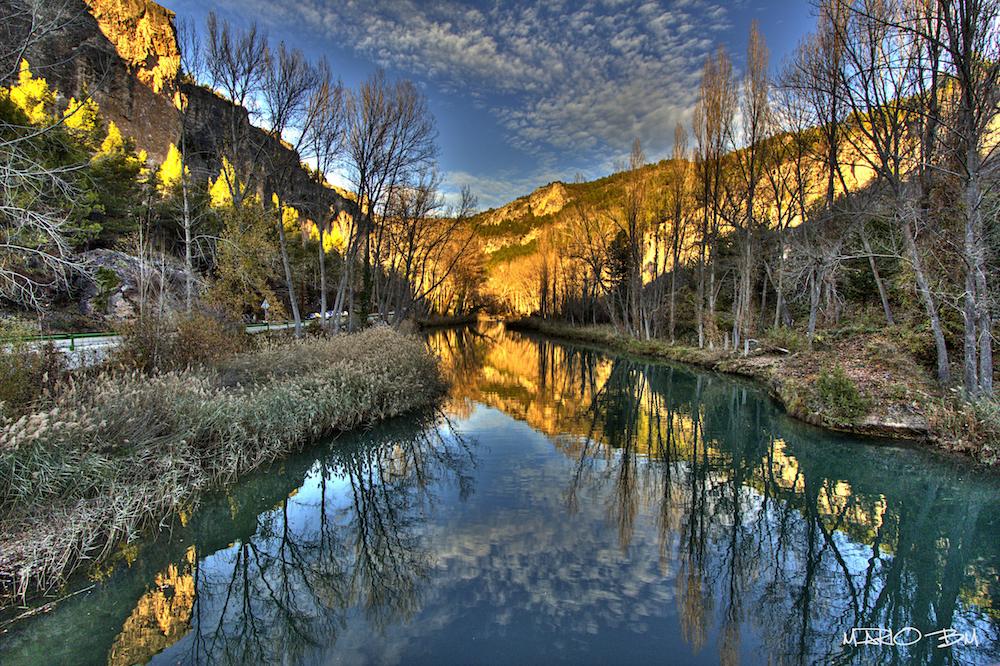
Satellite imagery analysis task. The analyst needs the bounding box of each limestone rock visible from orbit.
[527,182,568,217]
[77,249,188,320]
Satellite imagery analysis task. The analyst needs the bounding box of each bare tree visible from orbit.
[837,0,952,383]
[335,71,436,331]
[693,48,737,348]
[0,0,84,310]
[608,139,653,339]
[922,0,999,395]
[766,79,814,329]
[375,171,478,324]
[175,17,204,312]
[566,182,615,325]
[203,12,269,208]
[259,42,319,337]
[301,59,345,331]
[729,21,771,352]
[666,123,692,343]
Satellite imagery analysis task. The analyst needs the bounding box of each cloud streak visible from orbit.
[211,0,731,204]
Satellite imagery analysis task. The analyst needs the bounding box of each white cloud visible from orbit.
[213,0,731,203]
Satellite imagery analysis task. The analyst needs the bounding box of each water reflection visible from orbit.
[0,324,996,665]
[428,324,1000,665]
[158,416,473,665]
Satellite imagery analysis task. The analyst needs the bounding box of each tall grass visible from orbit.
[0,326,444,606]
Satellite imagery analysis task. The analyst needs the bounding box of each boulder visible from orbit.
[77,248,189,320]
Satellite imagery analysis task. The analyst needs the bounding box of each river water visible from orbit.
[0,323,997,665]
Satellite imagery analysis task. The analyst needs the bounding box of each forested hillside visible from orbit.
[492,1,999,459]
[0,0,484,337]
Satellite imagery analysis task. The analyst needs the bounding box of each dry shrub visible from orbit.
[114,314,173,372]
[171,310,247,368]
[0,326,444,605]
[930,397,1000,465]
[0,320,66,415]
[116,310,248,372]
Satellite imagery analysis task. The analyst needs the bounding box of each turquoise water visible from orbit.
[0,324,997,664]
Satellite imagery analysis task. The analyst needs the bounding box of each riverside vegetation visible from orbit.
[484,1,999,459]
[1,2,467,612]
[508,317,1000,463]
[0,325,445,608]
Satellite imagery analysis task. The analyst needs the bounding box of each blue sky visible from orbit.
[161,0,817,209]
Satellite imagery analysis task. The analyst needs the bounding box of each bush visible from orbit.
[931,397,1000,465]
[0,319,65,415]
[813,365,870,424]
[762,326,808,353]
[171,311,248,368]
[116,309,248,372]
[115,314,172,372]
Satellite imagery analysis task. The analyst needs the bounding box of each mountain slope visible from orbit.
[3,0,349,213]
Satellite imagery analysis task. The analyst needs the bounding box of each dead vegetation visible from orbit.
[0,326,445,607]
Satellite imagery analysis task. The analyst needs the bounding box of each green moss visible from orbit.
[93,266,121,311]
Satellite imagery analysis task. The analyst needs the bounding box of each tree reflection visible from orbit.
[175,414,475,665]
[98,327,998,666]
[553,347,1000,666]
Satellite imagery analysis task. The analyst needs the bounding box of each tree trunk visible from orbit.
[963,269,979,394]
[903,217,950,384]
[275,208,302,338]
[669,258,678,344]
[697,224,707,348]
[182,163,193,313]
[807,270,821,343]
[965,149,993,396]
[318,223,328,331]
[860,227,893,326]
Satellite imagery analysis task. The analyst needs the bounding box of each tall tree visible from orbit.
[302,59,345,331]
[336,71,436,331]
[730,21,771,352]
[838,0,952,383]
[259,42,319,338]
[204,12,269,209]
[666,123,691,344]
[693,49,736,348]
[930,0,999,395]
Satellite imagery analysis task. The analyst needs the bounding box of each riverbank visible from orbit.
[0,327,446,609]
[506,317,998,465]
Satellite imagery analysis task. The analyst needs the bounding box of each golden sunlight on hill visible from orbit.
[107,546,197,666]
[83,0,181,95]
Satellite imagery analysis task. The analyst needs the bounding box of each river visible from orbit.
[0,323,997,665]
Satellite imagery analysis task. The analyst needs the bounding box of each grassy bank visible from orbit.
[0,326,445,608]
[507,317,998,465]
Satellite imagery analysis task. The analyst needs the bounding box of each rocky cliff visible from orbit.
[2,0,348,214]
[479,181,570,228]
[4,0,180,161]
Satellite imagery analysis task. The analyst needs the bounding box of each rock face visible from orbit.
[4,0,181,162]
[527,182,569,218]
[82,0,180,97]
[76,248,190,319]
[2,0,350,214]
[181,82,350,216]
[481,181,570,227]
